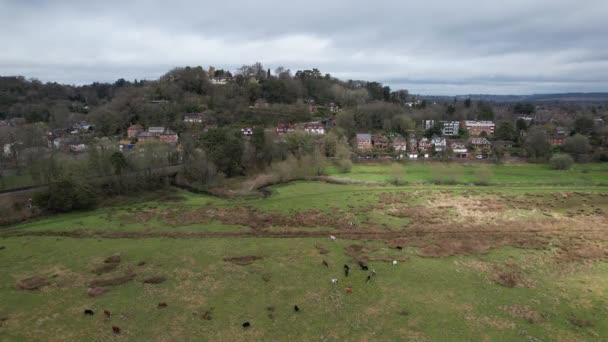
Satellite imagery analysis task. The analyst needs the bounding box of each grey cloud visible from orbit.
[1,0,607,94]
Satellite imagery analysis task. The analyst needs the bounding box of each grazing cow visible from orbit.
[158,302,168,308]
[329,235,336,241]
[112,326,121,334]
[322,260,329,267]
[392,260,398,266]
[396,246,403,250]
[345,287,353,294]
[331,278,338,284]
[366,275,372,283]
[294,305,300,312]
[103,310,111,318]
[358,261,369,271]
[344,268,350,277]
[242,321,251,328]
[84,309,94,316]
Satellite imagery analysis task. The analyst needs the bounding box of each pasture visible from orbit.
[1,167,608,341]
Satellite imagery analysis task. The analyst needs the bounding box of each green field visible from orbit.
[327,162,608,186]
[1,167,608,341]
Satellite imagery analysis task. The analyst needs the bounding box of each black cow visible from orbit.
[242,321,251,328]
[84,309,94,316]
[112,326,121,334]
[358,261,369,271]
[294,305,300,312]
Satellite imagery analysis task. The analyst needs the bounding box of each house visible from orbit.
[423,120,435,130]
[431,136,447,152]
[137,131,158,142]
[356,133,372,150]
[148,127,165,135]
[451,142,469,158]
[408,136,418,151]
[555,127,569,136]
[391,136,407,151]
[469,137,492,150]
[550,136,566,146]
[72,121,94,133]
[418,137,431,152]
[160,129,178,143]
[327,102,341,113]
[276,124,295,135]
[241,127,253,137]
[304,123,325,135]
[407,152,419,159]
[442,121,460,136]
[372,135,389,149]
[183,113,207,124]
[464,121,495,136]
[211,76,231,85]
[69,144,87,153]
[127,124,144,138]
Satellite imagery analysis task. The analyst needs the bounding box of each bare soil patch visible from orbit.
[93,262,120,275]
[16,276,49,290]
[141,275,167,284]
[87,287,108,297]
[499,305,544,324]
[89,272,136,287]
[223,256,262,265]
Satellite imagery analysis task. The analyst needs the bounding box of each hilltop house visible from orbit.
[183,113,207,124]
[303,123,325,135]
[442,121,460,136]
[137,126,178,143]
[128,124,144,138]
[241,127,253,137]
[451,141,468,158]
[418,137,431,152]
[372,135,390,149]
[356,133,372,150]
[431,136,447,152]
[391,135,407,151]
[468,137,492,150]
[464,121,495,136]
[276,123,295,135]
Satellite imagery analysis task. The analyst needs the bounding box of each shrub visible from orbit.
[549,154,574,170]
[36,179,98,212]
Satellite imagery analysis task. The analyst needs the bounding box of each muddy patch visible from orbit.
[16,276,49,290]
[89,272,136,287]
[223,256,262,265]
[499,305,544,324]
[141,275,167,284]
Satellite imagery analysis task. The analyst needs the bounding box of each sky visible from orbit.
[1,0,607,95]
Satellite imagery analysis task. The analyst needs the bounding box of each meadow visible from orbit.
[1,164,608,341]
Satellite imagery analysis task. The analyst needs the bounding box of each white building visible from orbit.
[442,121,460,136]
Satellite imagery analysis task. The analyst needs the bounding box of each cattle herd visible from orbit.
[82,246,398,334]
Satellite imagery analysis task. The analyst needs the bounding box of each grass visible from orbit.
[326,162,608,186]
[1,177,608,340]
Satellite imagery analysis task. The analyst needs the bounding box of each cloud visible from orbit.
[1,0,607,94]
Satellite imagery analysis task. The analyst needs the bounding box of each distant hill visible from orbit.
[424,93,608,103]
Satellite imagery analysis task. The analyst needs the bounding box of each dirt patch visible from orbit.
[89,272,135,287]
[568,317,594,328]
[93,262,120,275]
[223,256,262,265]
[16,276,49,290]
[87,287,108,297]
[141,275,167,284]
[315,244,329,255]
[104,254,121,263]
[499,305,544,323]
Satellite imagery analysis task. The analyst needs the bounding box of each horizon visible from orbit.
[2,0,608,96]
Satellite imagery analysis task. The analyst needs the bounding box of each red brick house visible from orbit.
[128,124,144,138]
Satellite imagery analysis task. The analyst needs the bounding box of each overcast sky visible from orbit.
[1,0,607,95]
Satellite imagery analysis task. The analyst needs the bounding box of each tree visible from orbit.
[201,128,244,177]
[464,98,472,108]
[495,122,516,141]
[563,134,591,161]
[516,118,529,132]
[524,127,552,161]
[110,152,128,175]
[477,102,495,120]
[513,103,535,115]
[574,116,594,135]
[550,154,574,170]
